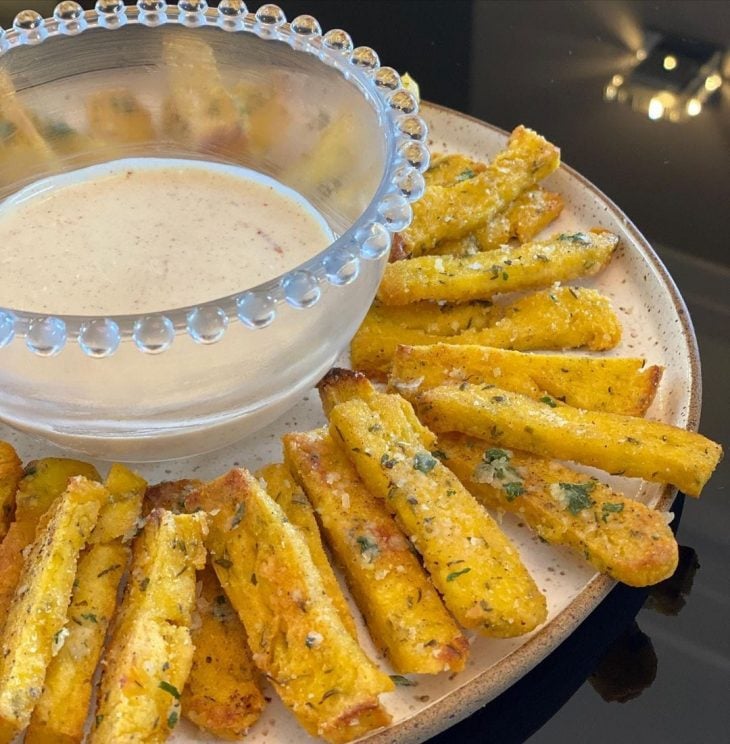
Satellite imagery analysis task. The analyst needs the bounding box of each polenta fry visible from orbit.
[146,478,266,739]
[436,433,678,586]
[0,442,22,538]
[91,510,207,744]
[26,542,130,744]
[389,343,662,416]
[433,187,565,256]
[15,458,101,523]
[86,89,155,144]
[327,394,547,636]
[417,384,723,497]
[351,286,622,377]
[183,565,265,740]
[89,463,147,545]
[256,463,358,639]
[0,477,106,743]
[0,459,101,628]
[397,126,560,257]
[378,230,618,305]
[187,469,394,744]
[284,429,469,673]
[318,367,435,449]
[424,154,486,187]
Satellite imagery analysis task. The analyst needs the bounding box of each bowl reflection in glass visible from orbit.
[0,2,428,460]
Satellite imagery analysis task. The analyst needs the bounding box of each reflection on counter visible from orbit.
[645,545,700,616]
[589,622,657,703]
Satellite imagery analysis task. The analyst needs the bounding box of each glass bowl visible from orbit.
[0,1,429,461]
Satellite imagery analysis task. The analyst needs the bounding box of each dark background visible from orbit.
[2,2,728,743]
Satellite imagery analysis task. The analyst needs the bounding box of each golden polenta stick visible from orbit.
[424,153,486,187]
[188,469,393,744]
[363,300,500,336]
[417,385,723,498]
[378,230,618,305]
[0,459,101,631]
[327,397,547,637]
[398,126,560,257]
[256,463,358,638]
[26,542,130,744]
[318,367,435,449]
[0,442,22,538]
[0,521,36,630]
[163,36,246,156]
[510,188,566,243]
[183,564,265,740]
[145,479,266,740]
[389,344,662,416]
[283,429,469,673]
[15,458,101,523]
[91,510,207,744]
[437,433,678,586]
[86,89,155,144]
[433,187,565,256]
[0,477,105,743]
[351,286,622,378]
[90,463,147,544]
[26,465,145,744]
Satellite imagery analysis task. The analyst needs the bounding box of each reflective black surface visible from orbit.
[2,2,727,742]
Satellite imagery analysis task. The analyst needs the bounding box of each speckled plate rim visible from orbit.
[364,101,703,744]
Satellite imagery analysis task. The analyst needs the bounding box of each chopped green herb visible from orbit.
[215,557,233,569]
[540,396,557,408]
[96,563,122,578]
[230,502,246,529]
[558,232,591,245]
[413,452,437,473]
[139,577,150,592]
[454,168,476,182]
[502,271,509,280]
[167,710,179,729]
[446,567,471,582]
[390,674,418,687]
[503,482,525,501]
[356,535,380,561]
[0,121,17,140]
[484,448,509,463]
[559,482,596,515]
[380,453,397,469]
[159,680,181,699]
[320,688,340,703]
[368,423,382,432]
[431,449,448,460]
[95,714,104,727]
[489,264,502,280]
[601,502,625,521]
[81,613,98,623]
[45,120,74,138]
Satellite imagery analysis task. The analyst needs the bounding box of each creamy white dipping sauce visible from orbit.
[0,158,333,315]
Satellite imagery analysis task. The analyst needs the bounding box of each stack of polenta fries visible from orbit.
[0,125,722,744]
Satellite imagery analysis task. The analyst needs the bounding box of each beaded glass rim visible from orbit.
[0,1,429,356]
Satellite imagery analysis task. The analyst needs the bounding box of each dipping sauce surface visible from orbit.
[0,158,332,315]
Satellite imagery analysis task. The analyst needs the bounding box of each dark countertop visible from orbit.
[2,2,727,743]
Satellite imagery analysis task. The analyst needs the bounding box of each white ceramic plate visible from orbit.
[0,103,700,743]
